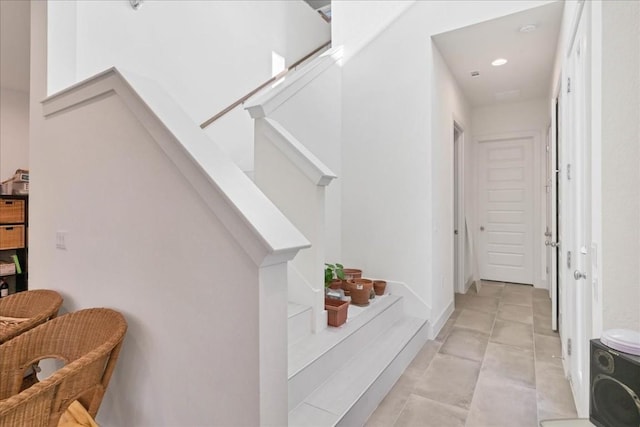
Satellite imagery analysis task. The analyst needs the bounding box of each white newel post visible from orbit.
[258,260,291,425]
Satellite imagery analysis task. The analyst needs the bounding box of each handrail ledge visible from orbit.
[259,118,336,187]
[200,40,331,129]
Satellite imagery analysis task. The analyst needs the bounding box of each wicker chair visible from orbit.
[0,289,63,344]
[0,308,128,427]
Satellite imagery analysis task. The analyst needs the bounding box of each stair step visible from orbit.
[289,316,429,426]
[288,295,404,411]
[288,302,312,346]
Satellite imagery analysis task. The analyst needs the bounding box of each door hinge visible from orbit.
[546,266,550,274]
[567,77,571,93]
[567,251,572,269]
[567,338,572,356]
[567,164,571,180]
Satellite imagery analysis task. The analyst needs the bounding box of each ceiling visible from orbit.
[0,0,31,92]
[433,1,563,107]
[304,0,331,11]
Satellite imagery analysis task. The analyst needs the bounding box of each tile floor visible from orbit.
[365,281,578,427]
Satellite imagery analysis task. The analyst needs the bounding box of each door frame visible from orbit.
[453,119,466,294]
[549,82,562,332]
[474,130,542,286]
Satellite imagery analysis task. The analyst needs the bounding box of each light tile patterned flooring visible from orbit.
[366,281,578,427]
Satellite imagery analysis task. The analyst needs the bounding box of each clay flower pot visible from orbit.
[325,298,349,327]
[329,279,343,290]
[373,280,387,296]
[343,268,362,280]
[347,278,373,306]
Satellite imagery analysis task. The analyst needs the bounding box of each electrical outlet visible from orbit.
[56,231,67,250]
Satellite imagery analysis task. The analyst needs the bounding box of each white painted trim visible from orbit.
[475,131,542,286]
[589,0,603,340]
[245,46,343,119]
[288,263,326,334]
[429,299,455,340]
[42,67,310,267]
[259,118,337,186]
[383,280,431,321]
[464,277,475,294]
[453,117,466,294]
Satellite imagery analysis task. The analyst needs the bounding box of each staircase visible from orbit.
[222,43,434,425]
[287,294,429,426]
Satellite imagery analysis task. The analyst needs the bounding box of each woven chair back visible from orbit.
[0,308,127,427]
[0,290,63,344]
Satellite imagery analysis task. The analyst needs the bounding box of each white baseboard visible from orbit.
[464,277,474,294]
[428,300,455,339]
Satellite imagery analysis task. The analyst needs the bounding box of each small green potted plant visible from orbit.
[325,263,345,289]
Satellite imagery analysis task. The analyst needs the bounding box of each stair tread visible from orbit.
[288,295,402,377]
[288,302,312,318]
[289,316,426,422]
[288,403,339,427]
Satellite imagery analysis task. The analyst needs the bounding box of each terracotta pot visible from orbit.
[329,279,343,290]
[325,298,349,327]
[343,268,362,280]
[347,278,373,306]
[373,280,387,296]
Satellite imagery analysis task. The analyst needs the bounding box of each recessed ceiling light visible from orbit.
[519,24,538,33]
[491,58,508,67]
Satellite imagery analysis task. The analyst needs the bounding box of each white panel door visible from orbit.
[478,136,534,284]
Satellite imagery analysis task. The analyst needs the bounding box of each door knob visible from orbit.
[574,270,587,280]
[480,226,485,231]
[547,241,560,248]
[545,240,550,246]
[545,231,552,237]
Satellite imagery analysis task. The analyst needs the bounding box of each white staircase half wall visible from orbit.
[246,46,343,337]
[36,67,309,426]
[253,117,336,333]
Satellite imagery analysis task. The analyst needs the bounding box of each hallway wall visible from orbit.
[340,0,556,335]
[600,0,640,331]
[431,43,472,328]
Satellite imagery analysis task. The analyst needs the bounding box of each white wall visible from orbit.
[472,98,549,136]
[341,0,554,331]
[47,0,330,172]
[332,0,415,61]
[430,43,472,327]
[471,98,549,288]
[0,87,29,181]
[36,92,262,427]
[600,0,640,331]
